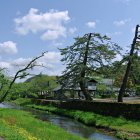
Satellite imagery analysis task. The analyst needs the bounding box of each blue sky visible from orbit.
[0,0,140,77]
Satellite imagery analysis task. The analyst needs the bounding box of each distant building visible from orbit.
[53,78,98,100]
[100,78,114,86]
[99,78,120,93]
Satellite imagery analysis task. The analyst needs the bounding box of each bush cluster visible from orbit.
[31,99,140,120]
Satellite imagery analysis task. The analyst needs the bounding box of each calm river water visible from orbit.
[0,102,119,140]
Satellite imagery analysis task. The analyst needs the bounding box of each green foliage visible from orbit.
[0,51,48,102]
[30,99,140,120]
[17,100,140,140]
[12,98,140,139]
[7,82,36,100]
[95,83,117,98]
[26,74,58,94]
[99,93,114,99]
[135,85,140,96]
[0,108,85,140]
[59,33,121,101]
[96,84,107,92]
[0,71,11,100]
[6,74,59,100]
[59,33,121,89]
[11,98,32,106]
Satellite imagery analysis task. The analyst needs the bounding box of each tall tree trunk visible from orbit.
[79,80,92,100]
[79,33,92,101]
[118,25,139,102]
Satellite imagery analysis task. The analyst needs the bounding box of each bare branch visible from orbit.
[0,51,47,102]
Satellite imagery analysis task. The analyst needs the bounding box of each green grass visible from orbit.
[11,98,32,106]
[29,105,140,140]
[0,108,85,140]
[12,98,140,140]
[28,105,140,132]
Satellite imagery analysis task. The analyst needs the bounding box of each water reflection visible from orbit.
[0,102,21,109]
[0,103,119,140]
[36,113,119,140]
[38,113,96,138]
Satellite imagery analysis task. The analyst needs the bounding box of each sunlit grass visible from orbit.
[12,98,140,140]
[26,104,140,139]
[0,108,85,140]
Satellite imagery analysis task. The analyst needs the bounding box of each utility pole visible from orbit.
[118,24,140,102]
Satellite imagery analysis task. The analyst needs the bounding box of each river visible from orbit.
[0,102,119,140]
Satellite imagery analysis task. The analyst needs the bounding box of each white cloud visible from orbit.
[40,51,61,63]
[0,51,63,80]
[32,51,63,76]
[12,58,31,66]
[0,61,11,69]
[14,8,70,40]
[113,54,122,61]
[0,41,18,55]
[68,27,77,34]
[113,19,131,26]
[41,27,66,40]
[86,21,96,28]
[114,20,125,26]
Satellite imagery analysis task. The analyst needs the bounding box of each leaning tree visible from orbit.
[118,24,140,102]
[0,51,47,102]
[59,33,121,101]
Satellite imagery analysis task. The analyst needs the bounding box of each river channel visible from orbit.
[0,102,119,140]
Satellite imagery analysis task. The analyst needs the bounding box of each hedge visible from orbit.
[31,99,140,120]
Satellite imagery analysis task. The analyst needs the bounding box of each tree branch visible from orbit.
[0,51,47,102]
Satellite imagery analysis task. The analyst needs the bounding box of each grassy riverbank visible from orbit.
[26,105,140,140]
[12,98,140,140]
[0,108,85,140]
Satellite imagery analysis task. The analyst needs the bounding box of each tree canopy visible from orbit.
[26,74,58,94]
[59,33,121,100]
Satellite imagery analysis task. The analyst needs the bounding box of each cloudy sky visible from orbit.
[0,0,140,78]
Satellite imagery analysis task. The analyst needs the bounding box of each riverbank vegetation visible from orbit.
[0,107,85,140]
[12,98,140,140]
